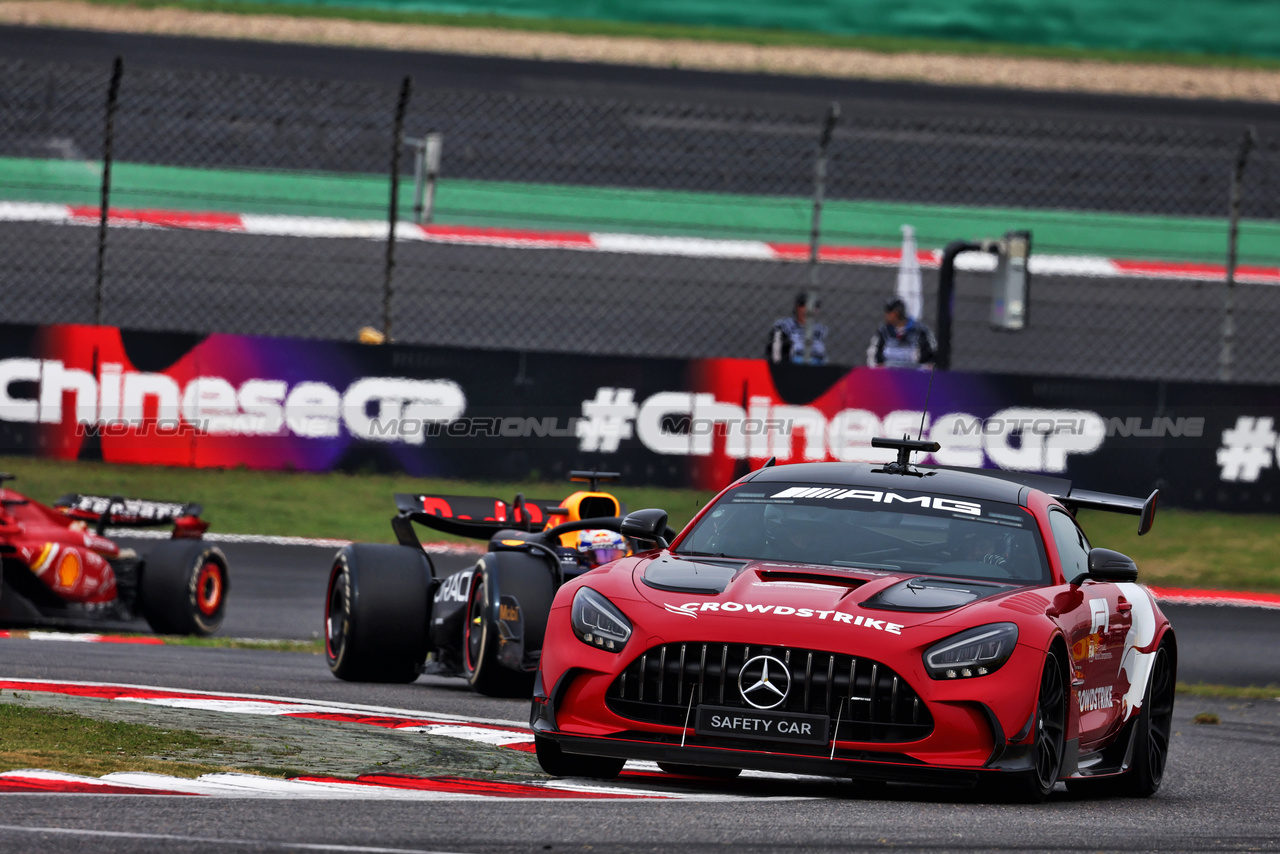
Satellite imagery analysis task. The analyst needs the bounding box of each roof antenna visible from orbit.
[916,364,936,442]
[870,365,941,477]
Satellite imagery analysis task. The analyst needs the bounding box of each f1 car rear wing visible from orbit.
[392,493,567,542]
[54,493,209,538]
[923,467,1159,536]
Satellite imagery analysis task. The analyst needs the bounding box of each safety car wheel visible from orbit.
[988,650,1066,803]
[535,734,624,779]
[1066,643,1175,799]
[325,544,429,683]
[463,564,535,698]
[138,540,228,636]
[657,763,742,779]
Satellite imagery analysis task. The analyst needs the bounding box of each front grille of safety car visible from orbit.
[606,642,934,744]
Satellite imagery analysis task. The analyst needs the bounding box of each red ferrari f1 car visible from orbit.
[0,473,228,636]
[530,438,1174,802]
[324,472,673,696]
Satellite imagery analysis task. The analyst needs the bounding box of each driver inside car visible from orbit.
[949,527,1012,567]
[576,529,630,569]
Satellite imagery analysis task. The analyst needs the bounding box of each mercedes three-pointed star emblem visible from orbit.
[738,654,791,709]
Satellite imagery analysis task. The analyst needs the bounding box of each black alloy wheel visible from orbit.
[1067,642,1176,799]
[987,650,1066,803]
[1032,651,1068,795]
[1138,645,1176,792]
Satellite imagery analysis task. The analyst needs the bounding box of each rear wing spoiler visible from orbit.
[391,493,566,542]
[923,468,1159,536]
[1059,488,1159,536]
[54,493,209,538]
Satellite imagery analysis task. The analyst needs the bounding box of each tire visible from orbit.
[657,763,742,780]
[1066,643,1176,799]
[535,734,624,779]
[138,540,228,636]
[325,544,430,683]
[987,650,1067,803]
[463,562,535,698]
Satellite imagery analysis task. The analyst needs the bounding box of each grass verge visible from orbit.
[78,0,1280,70]
[0,455,716,545]
[1076,509,1280,593]
[1176,682,1280,701]
[3,456,1276,591]
[160,635,324,653]
[0,701,297,778]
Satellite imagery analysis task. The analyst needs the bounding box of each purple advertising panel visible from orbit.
[1,323,1277,511]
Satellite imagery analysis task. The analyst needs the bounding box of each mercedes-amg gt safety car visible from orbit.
[530,438,1174,802]
[324,472,676,696]
[0,474,229,636]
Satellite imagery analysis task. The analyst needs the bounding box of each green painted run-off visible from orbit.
[3,156,1278,264]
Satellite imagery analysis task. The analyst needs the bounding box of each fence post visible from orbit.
[1219,126,1257,383]
[802,101,839,364]
[95,55,122,326]
[383,75,412,342]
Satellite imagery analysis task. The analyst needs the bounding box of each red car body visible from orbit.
[0,477,228,636]
[532,453,1175,800]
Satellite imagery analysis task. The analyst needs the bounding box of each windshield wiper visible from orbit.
[673,550,741,560]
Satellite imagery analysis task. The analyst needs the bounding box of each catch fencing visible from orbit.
[1,54,1278,382]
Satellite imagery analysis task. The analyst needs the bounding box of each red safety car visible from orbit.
[0,473,229,635]
[531,438,1174,802]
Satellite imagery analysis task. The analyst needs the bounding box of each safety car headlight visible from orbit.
[923,622,1018,679]
[570,587,632,652]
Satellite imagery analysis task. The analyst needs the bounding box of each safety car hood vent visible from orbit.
[634,556,899,615]
[861,577,1015,613]
[642,555,747,594]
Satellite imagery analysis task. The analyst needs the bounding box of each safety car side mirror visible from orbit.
[1083,548,1138,583]
[621,509,670,549]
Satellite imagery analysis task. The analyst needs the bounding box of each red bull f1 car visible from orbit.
[0,474,229,635]
[324,472,674,696]
[530,438,1174,802]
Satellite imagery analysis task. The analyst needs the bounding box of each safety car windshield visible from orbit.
[677,482,1050,584]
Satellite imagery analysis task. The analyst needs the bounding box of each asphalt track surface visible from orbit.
[2,539,1280,852]
[6,540,1278,695]
[0,695,1277,854]
[8,218,1280,382]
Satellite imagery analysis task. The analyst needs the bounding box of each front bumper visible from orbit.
[531,639,1043,784]
[535,728,1036,787]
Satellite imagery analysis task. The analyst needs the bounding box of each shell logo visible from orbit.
[56,551,82,589]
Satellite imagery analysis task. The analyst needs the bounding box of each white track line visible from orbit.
[0,824,468,853]
[0,677,527,728]
[4,200,1277,284]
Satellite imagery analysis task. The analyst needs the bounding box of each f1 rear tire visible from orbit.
[463,562,535,698]
[535,735,624,779]
[138,540,228,636]
[326,544,430,683]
